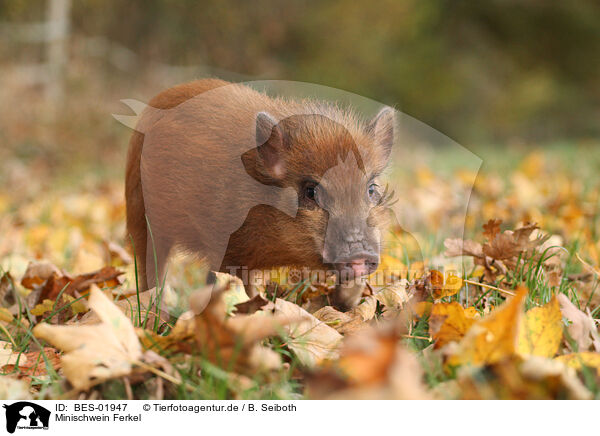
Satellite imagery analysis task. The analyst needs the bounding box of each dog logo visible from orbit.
[3,402,50,433]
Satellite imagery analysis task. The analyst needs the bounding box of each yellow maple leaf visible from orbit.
[0,308,14,324]
[464,307,479,318]
[447,287,528,367]
[414,301,432,318]
[31,299,55,316]
[556,352,600,375]
[517,296,562,358]
[371,254,406,283]
[431,270,463,300]
[429,302,476,349]
[31,295,88,317]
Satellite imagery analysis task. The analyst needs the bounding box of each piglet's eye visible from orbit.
[305,186,316,200]
[368,183,379,201]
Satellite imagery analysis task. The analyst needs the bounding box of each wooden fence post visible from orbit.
[45,0,71,106]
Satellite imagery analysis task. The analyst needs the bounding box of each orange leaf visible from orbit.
[447,287,528,367]
[429,302,476,349]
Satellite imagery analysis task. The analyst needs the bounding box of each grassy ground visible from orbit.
[1,123,600,399]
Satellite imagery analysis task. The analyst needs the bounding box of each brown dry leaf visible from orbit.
[557,293,600,352]
[0,307,13,324]
[22,262,124,310]
[2,348,61,382]
[445,223,550,282]
[21,260,61,289]
[104,241,133,265]
[482,223,549,261]
[0,376,32,400]
[312,294,378,335]
[307,327,431,399]
[373,281,411,310]
[446,287,528,367]
[443,238,484,258]
[483,233,524,260]
[33,285,142,390]
[78,287,170,328]
[336,328,398,386]
[0,341,25,367]
[271,298,342,366]
[517,296,562,358]
[429,302,476,349]
[138,311,196,353]
[352,295,378,321]
[313,306,363,335]
[143,279,302,373]
[0,272,16,307]
[234,294,269,315]
[454,356,591,400]
[483,219,502,240]
[40,266,124,301]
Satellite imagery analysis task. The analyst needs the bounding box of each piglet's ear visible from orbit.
[368,107,395,163]
[255,111,286,179]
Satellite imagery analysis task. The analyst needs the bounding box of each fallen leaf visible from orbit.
[271,298,342,366]
[373,281,411,309]
[20,260,61,289]
[447,287,528,367]
[33,285,142,390]
[483,219,502,240]
[557,293,600,352]
[517,296,562,358]
[40,266,124,301]
[464,307,479,318]
[336,328,397,386]
[454,356,591,400]
[431,270,463,300]
[444,238,484,258]
[414,301,432,318]
[313,306,364,334]
[307,327,431,399]
[429,302,476,349]
[2,348,61,382]
[556,352,600,375]
[104,241,133,265]
[0,272,16,306]
[22,262,124,311]
[0,376,31,400]
[0,341,25,367]
[142,277,302,373]
[351,295,378,321]
[31,295,88,322]
[234,294,269,315]
[78,287,170,328]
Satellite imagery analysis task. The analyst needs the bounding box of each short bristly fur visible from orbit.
[125,78,394,310]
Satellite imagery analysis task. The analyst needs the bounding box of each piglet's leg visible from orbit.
[331,278,366,312]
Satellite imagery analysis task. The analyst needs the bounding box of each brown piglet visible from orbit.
[125,79,395,310]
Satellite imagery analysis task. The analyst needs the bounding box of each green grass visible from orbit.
[1,142,599,399]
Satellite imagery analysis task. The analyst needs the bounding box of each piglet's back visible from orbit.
[137,80,299,268]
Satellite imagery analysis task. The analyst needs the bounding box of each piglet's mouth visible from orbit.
[334,254,379,279]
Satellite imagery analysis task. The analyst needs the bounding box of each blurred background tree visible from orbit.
[0,0,598,185]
